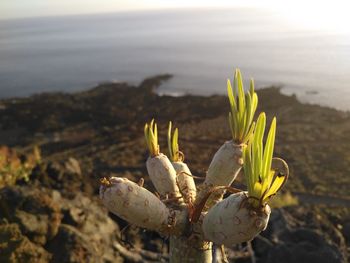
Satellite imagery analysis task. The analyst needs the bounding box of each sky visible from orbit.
[1,0,350,33]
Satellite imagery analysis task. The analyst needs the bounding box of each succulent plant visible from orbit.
[168,121,196,204]
[202,113,288,246]
[144,119,182,200]
[100,69,288,263]
[197,69,258,210]
[243,113,288,209]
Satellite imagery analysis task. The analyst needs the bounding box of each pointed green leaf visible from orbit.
[254,112,266,146]
[228,112,235,140]
[167,121,173,161]
[154,123,158,147]
[236,69,246,123]
[250,78,255,95]
[242,121,255,144]
[243,92,252,137]
[262,117,276,180]
[227,79,237,110]
[263,173,287,202]
[252,93,258,115]
[173,128,179,161]
[243,144,253,194]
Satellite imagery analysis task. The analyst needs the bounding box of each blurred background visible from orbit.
[1,0,350,109]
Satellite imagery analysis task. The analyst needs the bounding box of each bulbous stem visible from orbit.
[194,141,244,212]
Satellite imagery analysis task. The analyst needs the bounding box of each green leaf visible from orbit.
[154,123,158,147]
[144,120,159,156]
[249,78,255,95]
[263,172,287,202]
[242,121,255,144]
[243,92,252,137]
[167,121,173,161]
[228,112,235,140]
[252,93,258,115]
[254,112,266,146]
[231,107,239,140]
[243,144,253,194]
[173,128,179,161]
[227,69,259,144]
[242,112,284,208]
[262,117,276,180]
[227,79,237,110]
[236,69,246,125]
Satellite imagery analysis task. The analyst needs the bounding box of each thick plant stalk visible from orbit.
[172,161,197,203]
[202,191,270,246]
[169,235,212,263]
[146,153,181,199]
[100,177,171,232]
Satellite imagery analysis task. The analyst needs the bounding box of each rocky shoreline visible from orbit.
[0,75,349,262]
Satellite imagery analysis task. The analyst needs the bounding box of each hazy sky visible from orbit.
[1,0,350,32]
[1,0,258,19]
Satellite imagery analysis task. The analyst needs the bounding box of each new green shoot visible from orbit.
[144,119,159,156]
[168,121,182,162]
[243,112,288,208]
[227,69,258,144]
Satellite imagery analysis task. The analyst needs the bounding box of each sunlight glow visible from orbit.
[265,0,350,33]
[1,0,350,33]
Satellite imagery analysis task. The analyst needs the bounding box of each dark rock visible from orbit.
[48,224,100,263]
[342,222,350,243]
[51,192,122,262]
[33,160,86,198]
[0,185,123,262]
[0,186,62,245]
[0,222,51,263]
[254,208,346,263]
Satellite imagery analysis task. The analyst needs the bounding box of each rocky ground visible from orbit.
[0,75,349,262]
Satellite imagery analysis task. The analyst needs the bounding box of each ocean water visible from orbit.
[1,8,350,110]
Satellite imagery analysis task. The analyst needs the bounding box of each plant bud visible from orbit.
[202,192,270,246]
[146,153,181,198]
[172,161,197,203]
[100,177,171,232]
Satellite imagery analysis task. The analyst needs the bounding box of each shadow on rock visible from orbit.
[254,207,347,263]
[0,185,123,263]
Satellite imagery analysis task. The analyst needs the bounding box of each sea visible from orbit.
[1,8,350,111]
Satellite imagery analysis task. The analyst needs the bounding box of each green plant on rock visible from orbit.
[0,146,41,189]
[100,69,289,263]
